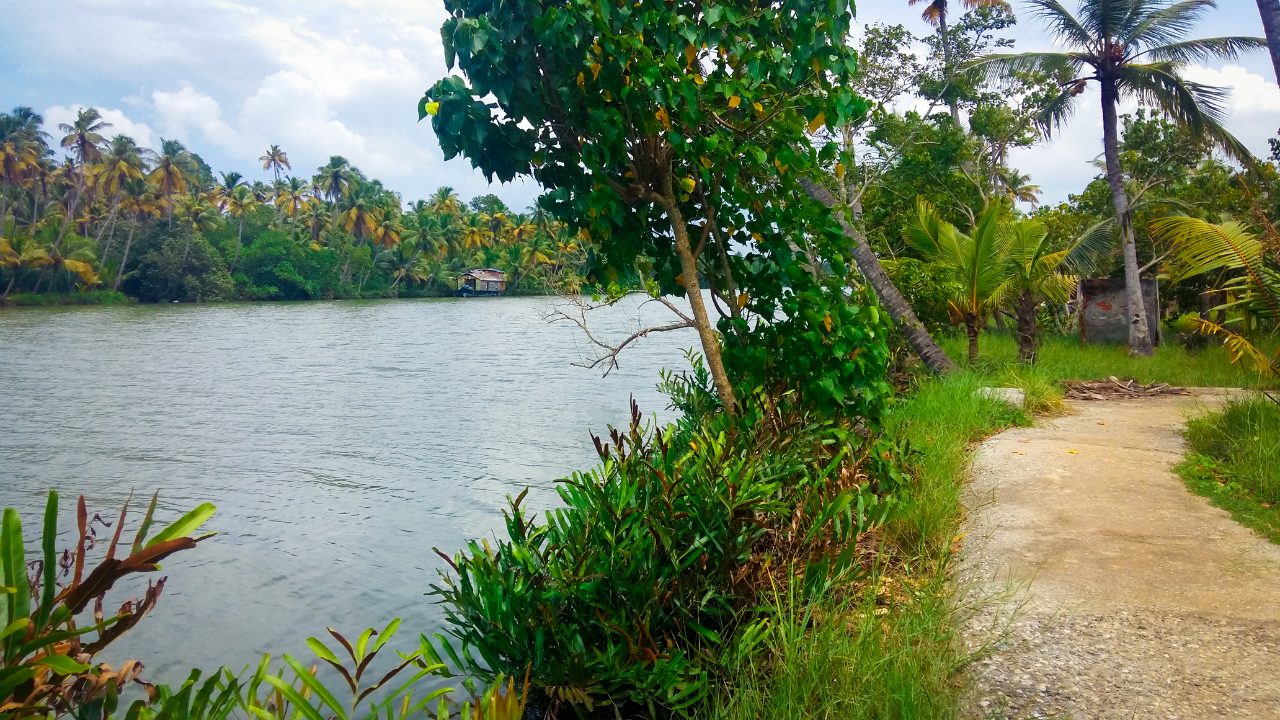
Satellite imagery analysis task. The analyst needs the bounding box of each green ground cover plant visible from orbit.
[1178,392,1280,544]
[940,331,1276,388]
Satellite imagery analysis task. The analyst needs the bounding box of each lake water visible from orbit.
[0,295,697,685]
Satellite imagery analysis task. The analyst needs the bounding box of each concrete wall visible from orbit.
[1081,278,1160,345]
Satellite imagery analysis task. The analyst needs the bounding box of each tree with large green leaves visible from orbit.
[420,0,886,416]
[909,0,1010,124]
[969,0,1266,357]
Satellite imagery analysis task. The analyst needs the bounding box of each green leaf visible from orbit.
[36,491,57,631]
[36,653,92,675]
[146,503,217,548]
[0,618,29,640]
[283,654,348,720]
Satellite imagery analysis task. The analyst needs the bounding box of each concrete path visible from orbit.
[961,391,1280,719]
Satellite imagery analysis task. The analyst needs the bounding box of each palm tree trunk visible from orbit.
[661,175,738,415]
[52,175,84,254]
[939,9,961,126]
[1015,289,1038,364]
[799,177,957,374]
[1258,0,1280,83]
[2,275,14,299]
[231,216,245,273]
[1,176,9,233]
[965,315,981,364]
[1100,77,1154,357]
[114,223,136,291]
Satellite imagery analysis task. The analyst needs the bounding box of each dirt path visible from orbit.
[961,391,1280,719]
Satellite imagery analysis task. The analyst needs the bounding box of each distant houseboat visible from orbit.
[457,268,507,296]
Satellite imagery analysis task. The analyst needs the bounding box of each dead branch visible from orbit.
[544,292,695,375]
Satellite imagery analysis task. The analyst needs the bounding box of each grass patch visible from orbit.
[940,331,1273,388]
[3,290,134,307]
[710,372,1027,720]
[1176,392,1280,543]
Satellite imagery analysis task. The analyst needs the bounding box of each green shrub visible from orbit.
[1184,393,1280,504]
[427,390,909,719]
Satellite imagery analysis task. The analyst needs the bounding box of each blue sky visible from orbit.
[2,0,1275,210]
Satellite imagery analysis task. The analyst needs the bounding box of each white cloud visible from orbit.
[153,85,240,150]
[1182,64,1280,154]
[42,105,157,151]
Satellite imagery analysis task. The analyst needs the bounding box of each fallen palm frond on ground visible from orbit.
[1063,377,1191,400]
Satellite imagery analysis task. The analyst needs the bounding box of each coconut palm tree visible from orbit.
[95,136,149,260]
[429,186,464,216]
[1258,0,1280,82]
[969,0,1266,356]
[113,177,161,291]
[910,0,1011,124]
[459,213,492,250]
[177,196,222,266]
[997,169,1042,208]
[0,107,49,146]
[58,108,110,166]
[903,196,1012,363]
[149,153,188,229]
[0,141,37,232]
[259,145,290,182]
[315,156,353,229]
[225,185,260,273]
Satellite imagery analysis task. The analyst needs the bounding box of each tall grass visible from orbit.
[710,373,1026,720]
[1177,393,1280,543]
[940,331,1274,388]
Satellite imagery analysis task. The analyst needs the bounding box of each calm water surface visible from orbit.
[0,295,695,683]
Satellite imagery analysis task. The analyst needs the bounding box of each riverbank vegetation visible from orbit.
[0,115,589,303]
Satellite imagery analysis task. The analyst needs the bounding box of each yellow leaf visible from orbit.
[603,89,612,102]
[813,57,822,75]
[728,95,741,108]
[822,315,832,332]
[425,101,440,116]
[807,112,826,133]
[655,106,671,130]
[700,156,713,169]
[737,292,748,309]
[674,272,685,285]
[834,162,845,179]
[1066,449,1078,454]
[751,232,763,241]
[774,158,786,175]
[690,441,698,451]
[752,101,764,115]
[680,177,696,193]
[577,72,585,89]
[590,62,602,80]
[685,44,697,67]
[691,73,705,85]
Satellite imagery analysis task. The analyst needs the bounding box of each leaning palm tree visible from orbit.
[969,0,1266,357]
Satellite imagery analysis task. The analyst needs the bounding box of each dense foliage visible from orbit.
[0,113,587,303]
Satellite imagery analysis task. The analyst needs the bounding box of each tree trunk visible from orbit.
[1100,76,1154,357]
[1015,289,1038,364]
[114,224,136,291]
[231,216,245,273]
[1,176,9,233]
[660,177,738,415]
[939,9,961,126]
[2,275,14,299]
[1258,0,1280,83]
[52,173,85,255]
[964,314,980,364]
[799,177,957,374]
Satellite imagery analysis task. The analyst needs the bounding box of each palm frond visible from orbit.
[1026,0,1096,47]
[901,196,961,266]
[1062,216,1116,275]
[1034,85,1085,135]
[1144,36,1268,63]
[1122,0,1218,50]
[1118,62,1254,165]
[1151,216,1278,321]
[965,51,1086,82]
[1190,317,1279,377]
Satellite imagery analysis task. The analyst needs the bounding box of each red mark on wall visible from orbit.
[1096,302,1113,311]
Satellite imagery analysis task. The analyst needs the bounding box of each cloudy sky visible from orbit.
[2,0,1275,210]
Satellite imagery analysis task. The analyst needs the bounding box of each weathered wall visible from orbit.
[1081,278,1160,345]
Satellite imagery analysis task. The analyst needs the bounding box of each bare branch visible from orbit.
[543,292,695,375]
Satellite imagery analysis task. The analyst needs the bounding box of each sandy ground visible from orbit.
[960,390,1280,719]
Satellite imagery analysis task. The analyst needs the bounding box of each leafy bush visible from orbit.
[427,388,909,719]
[1,491,216,720]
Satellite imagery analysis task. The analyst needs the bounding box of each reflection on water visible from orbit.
[0,295,695,683]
